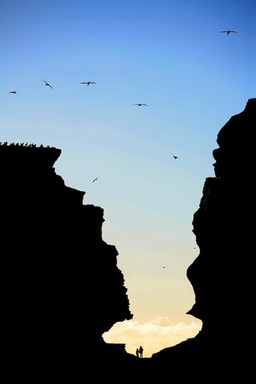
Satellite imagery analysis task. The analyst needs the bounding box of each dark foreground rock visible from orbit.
[1,98,255,380]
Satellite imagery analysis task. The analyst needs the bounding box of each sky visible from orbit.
[0,0,255,357]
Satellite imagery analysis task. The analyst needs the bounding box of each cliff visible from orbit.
[0,142,133,380]
[2,98,255,380]
[150,98,256,378]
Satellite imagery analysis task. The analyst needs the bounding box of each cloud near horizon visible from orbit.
[103,317,202,357]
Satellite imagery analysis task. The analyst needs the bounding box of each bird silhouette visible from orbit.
[43,80,53,89]
[220,30,238,35]
[172,155,178,159]
[162,266,168,269]
[9,91,17,94]
[80,81,96,86]
[92,177,99,183]
[132,103,149,107]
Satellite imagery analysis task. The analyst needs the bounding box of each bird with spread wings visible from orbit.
[80,81,96,86]
[220,30,238,35]
[43,80,53,89]
[132,103,149,107]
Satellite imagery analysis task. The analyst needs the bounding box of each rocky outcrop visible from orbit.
[187,98,255,342]
[151,98,256,377]
[0,143,133,379]
[2,98,255,380]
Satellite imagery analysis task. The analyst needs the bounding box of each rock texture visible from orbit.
[0,143,133,380]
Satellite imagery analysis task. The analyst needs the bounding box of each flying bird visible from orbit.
[162,266,168,269]
[220,30,238,35]
[172,155,178,159]
[43,80,53,89]
[132,103,149,107]
[80,81,96,86]
[92,177,99,183]
[9,91,17,94]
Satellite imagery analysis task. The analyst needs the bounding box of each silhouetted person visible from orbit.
[136,348,140,358]
[139,345,144,358]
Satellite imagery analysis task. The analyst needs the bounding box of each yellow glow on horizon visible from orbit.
[103,317,202,358]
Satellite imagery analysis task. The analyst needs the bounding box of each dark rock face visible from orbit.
[0,143,133,379]
[2,99,255,379]
[187,98,256,338]
[150,99,256,377]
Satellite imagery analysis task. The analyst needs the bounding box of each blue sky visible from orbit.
[1,0,255,357]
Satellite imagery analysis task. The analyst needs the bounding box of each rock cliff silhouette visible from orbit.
[1,142,133,380]
[150,98,256,379]
[2,98,255,380]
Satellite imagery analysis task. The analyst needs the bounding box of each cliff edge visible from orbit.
[151,98,256,378]
[2,98,255,380]
[0,142,133,380]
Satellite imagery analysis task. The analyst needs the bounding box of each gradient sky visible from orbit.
[1,0,255,357]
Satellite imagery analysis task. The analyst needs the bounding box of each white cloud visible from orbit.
[103,317,202,357]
